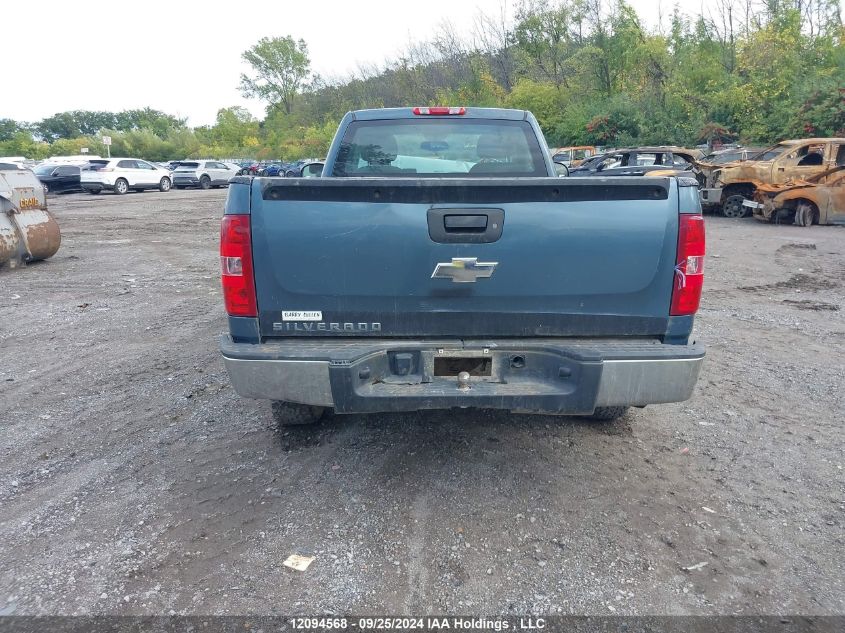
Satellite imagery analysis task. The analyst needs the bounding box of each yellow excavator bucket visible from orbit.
[1,169,61,268]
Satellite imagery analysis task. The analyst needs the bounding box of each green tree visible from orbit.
[36,112,83,141]
[513,0,581,88]
[114,108,186,136]
[0,131,50,160]
[505,78,566,132]
[240,36,311,114]
[583,96,641,145]
[0,119,27,142]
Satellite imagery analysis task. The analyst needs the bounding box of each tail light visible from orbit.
[220,215,257,317]
[412,106,466,115]
[670,214,705,316]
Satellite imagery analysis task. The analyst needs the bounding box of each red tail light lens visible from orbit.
[670,214,706,316]
[220,214,257,317]
[412,106,466,115]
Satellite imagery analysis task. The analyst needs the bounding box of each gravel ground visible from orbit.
[0,189,843,616]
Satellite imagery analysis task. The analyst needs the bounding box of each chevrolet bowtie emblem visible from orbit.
[431,257,498,283]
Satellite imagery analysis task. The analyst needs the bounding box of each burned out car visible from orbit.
[568,147,703,178]
[550,146,597,167]
[744,166,845,227]
[700,138,845,218]
[698,147,763,166]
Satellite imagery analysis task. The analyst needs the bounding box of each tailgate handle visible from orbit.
[444,214,487,232]
[428,208,504,244]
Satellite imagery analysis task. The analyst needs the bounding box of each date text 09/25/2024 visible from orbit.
[289,617,547,630]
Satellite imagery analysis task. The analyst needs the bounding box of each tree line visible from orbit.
[2,0,843,162]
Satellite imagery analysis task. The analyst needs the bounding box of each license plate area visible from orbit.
[434,356,492,377]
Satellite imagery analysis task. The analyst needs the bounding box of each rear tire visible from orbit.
[88,189,101,195]
[159,176,171,192]
[587,406,629,421]
[271,401,325,426]
[722,194,749,218]
[199,175,211,190]
[794,201,818,227]
[114,179,129,195]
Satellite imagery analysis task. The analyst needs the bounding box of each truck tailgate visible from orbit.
[248,177,679,338]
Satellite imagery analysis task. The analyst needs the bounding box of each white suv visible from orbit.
[172,160,239,189]
[80,158,172,195]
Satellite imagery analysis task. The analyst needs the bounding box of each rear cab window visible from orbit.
[331,118,548,177]
[85,160,110,171]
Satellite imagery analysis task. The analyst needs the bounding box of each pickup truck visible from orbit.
[219,107,705,426]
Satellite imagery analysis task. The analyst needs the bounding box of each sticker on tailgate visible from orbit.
[282,310,323,321]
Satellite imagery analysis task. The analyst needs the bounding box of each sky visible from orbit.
[5,0,722,126]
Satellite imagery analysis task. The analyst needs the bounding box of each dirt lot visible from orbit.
[0,189,843,616]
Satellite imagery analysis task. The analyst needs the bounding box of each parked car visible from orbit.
[260,163,286,177]
[0,156,29,167]
[219,106,705,428]
[744,165,845,226]
[33,163,84,194]
[286,161,325,177]
[238,162,260,176]
[550,146,597,167]
[700,138,845,217]
[568,147,703,177]
[47,155,104,164]
[80,158,173,195]
[172,160,239,189]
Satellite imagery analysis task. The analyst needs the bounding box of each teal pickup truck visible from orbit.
[218,107,705,426]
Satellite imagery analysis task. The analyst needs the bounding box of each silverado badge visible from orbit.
[431,257,498,283]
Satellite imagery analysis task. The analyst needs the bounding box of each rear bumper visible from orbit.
[699,187,722,205]
[220,336,704,414]
[745,198,777,222]
[173,175,200,186]
[81,180,112,190]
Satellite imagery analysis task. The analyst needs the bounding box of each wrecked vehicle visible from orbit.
[700,138,845,218]
[569,147,703,178]
[698,147,763,166]
[1,168,62,268]
[693,147,761,196]
[744,166,845,227]
[550,146,597,167]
